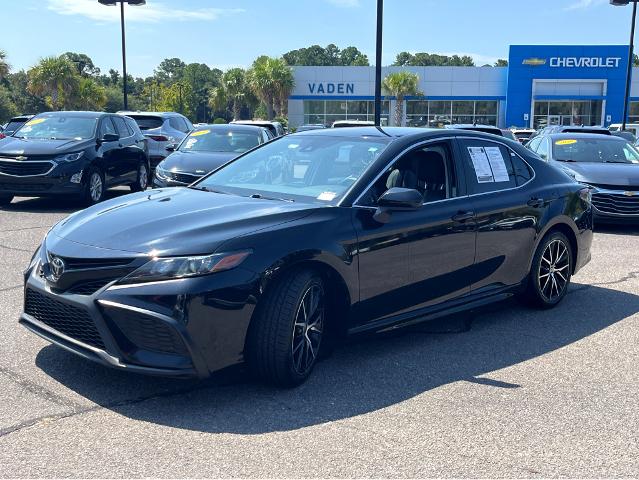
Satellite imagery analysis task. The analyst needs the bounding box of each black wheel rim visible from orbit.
[538,239,570,302]
[139,165,148,189]
[291,283,324,375]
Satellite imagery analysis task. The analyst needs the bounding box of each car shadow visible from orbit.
[2,188,135,214]
[35,282,639,434]
[594,223,639,236]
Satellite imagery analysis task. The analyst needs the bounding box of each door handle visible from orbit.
[451,211,475,222]
[527,198,545,208]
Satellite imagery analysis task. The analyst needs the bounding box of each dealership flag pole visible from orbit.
[622,1,638,131]
[374,0,383,126]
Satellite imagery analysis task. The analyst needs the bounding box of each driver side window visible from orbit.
[360,141,458,206]
[100,117,117,138]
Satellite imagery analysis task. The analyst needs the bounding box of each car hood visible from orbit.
[554,161,639,186]
[159,150,238,175]
[0,137,93,156]
[49,188,316,256]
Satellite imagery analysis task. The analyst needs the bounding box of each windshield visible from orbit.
[180,129,261,153]
[196,135,390,203]
[14,115,97,140]
[552,138,639,164]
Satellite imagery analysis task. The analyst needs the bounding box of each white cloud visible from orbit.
[47,0,244,23]
[564,0,606,11]
[326,0,360,7]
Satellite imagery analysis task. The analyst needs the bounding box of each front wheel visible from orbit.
[82,167,105,206]
[520,232,573,309]
[130,162,149,192]
[246,269,325,387]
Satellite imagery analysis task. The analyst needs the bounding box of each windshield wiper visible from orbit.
[603,159,629,164]
[248,193,295,202]
[188,185,228,194]
[554,158,577,162]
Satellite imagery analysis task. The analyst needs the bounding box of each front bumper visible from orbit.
[0,172,83,197]
[153,170,203,188]
[20,257,261,378]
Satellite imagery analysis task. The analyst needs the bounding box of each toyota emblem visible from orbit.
[49,257,65,282]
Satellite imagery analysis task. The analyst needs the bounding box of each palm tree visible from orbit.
[0,50,10,80]
[223,68,248,120]
[271,59,295,118]
[382,71,423,126]
[248,56,278,120]
[77,77,107,111]
[27,56,79,110]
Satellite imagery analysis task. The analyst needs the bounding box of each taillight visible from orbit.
[145,135,170,142]
[0,133,5,139]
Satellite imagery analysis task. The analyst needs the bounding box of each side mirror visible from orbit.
[373,187,423,223]
[165,143,178,152]
[99,133,119,143]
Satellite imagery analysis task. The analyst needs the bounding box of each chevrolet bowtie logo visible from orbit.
[624,191,636,197]
[15,156,27,161]
[522,58,547,66]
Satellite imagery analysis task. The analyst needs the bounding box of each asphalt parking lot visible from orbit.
[0,191,637,478]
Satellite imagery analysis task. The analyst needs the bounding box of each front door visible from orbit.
[352,140,476,326]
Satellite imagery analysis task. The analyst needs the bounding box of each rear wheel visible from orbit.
[246,269,325,387]
[130,162,149,192]
[521,232,573,308]
[0,195,13,206]
[82,167,105,205]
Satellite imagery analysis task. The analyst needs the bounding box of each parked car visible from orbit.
[539,125,611,136]
[153,124,271,187]
[0,114,34,139]
[0,111,150,206]
[510,128,536,144]
[230,120,284,137]
[20,127,593,386]
[445,124,504,136]
[332,120,375,128]
[296,124,327,132]
[611,130,637,143]
[501,129,518,141]
[527,132,639,222]
[609,123,639,137]
[118,112,193,171]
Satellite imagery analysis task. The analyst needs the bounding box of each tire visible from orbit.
[0,195,13,206]
[130,161,149,192]
[520,231,573,309]
[82,167,105,206]
[246,269,325,387]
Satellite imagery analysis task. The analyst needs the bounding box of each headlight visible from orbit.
[155,165,170,180]
[55,152,85,163]
[119,250,252,284]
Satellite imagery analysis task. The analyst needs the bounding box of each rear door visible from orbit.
[457,137,541,294]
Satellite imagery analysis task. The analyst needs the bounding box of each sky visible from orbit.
[1,0,636,77]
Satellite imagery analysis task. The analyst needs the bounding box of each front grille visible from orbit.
[66,278,118,296]
[54,256,134,270]
[0,160,54,176]
[110,310,188,355]
[0,183,52,192]
[24,288,105,350]
[169,172,200,184]
[592,192,639,215]
[591,184,639,192]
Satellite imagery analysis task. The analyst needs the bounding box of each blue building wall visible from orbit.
[506,45,630,127]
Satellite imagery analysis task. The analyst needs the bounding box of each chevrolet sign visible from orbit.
[550,57,622,68]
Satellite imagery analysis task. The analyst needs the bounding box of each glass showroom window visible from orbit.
[629,102,639,124]
[303,100,389,126]
[406,100,498,127]
[533,100,602,129]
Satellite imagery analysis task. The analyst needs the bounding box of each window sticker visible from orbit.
[484,147,510,183]
[184,138,198,149]
[190,130,210,137]
[467,146,494,183]
[25,118,46,126]
[555,139,577,145]
[317,191,337,201]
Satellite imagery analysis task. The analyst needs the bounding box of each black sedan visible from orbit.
[20,127,593,387]
[153,124,270,187]
[0,111,150,206]
[527,133,639,222]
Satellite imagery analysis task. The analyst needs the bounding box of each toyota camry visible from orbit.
[20,127,593,387]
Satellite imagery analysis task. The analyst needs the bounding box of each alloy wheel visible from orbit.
[291,283,324,375]
[89,172,103,202]
[538,239,570,301]
[139,164,148,190]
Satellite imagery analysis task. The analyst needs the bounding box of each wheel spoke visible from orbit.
[555,270,567,283]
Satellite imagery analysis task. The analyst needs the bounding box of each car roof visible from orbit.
[117,111,183,118]
[192,124,266,133]
[291,126,508,140]
[546,132,626,141]
[9,114,35,121]
[231,120,276,126]
[35,111,107,118]
[447,124,501,130]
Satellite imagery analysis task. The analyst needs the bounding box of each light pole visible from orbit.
[98,0,146,111]
[374,0,383,126]
[611,0,637,131]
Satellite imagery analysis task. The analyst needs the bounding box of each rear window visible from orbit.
[562,128,611,135]
[128,115,164,130]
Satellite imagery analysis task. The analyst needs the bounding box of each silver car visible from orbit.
[118,112,193,170]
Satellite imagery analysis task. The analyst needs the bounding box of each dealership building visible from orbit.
[287,45,639,130]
